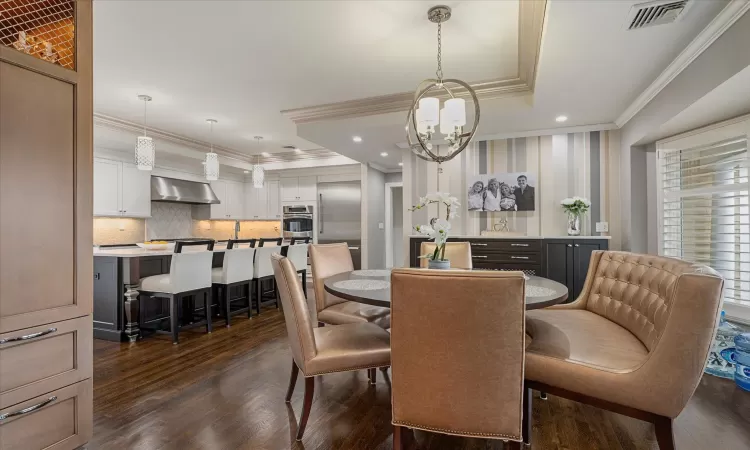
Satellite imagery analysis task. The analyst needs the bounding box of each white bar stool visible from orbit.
[258,237,283,247]
[286,243,309,295]
[139,240,214,344]
[212,239,256,327]
[252,245,281,314]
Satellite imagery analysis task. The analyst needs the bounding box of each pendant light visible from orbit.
[204,119,219,181]
[135,95,155,170]
[252,136,265,188]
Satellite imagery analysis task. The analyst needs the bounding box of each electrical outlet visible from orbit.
[595,222,609,233]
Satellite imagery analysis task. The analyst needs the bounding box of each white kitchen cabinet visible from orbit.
[93,158,151,217]
[244,183,267,219]
[266,180,281,219]
[120,163,152,217]
[206,180,244,220]
[280,177,299,202]
[297,176,317,201]
[93,159,121,216]
[280,176,317,202]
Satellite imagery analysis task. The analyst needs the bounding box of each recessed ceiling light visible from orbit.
[398,162,403,166]
[243,170,249,174]
[353,136,362,143]
[380,152,388,157]
[261,152,270,157]
[294,148,302,153]
[555,115,568,123]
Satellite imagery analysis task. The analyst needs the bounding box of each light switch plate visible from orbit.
[378,222,384,230]
[595,222,609,233]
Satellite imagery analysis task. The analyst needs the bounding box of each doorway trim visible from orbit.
[385,182,404,268]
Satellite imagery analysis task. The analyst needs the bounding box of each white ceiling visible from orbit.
[93,0,518,157]
[93,0,729,169]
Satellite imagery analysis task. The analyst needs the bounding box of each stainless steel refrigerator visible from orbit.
[317,181,362,269]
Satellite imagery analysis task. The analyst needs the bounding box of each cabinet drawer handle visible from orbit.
[511,256,529,260]
[0,396,57,421]
[574,244,579,247]
[473,255,488,259]
[511,243,529,247]
[0,327,57,345]
[471,243,487,246]
[567,244,573,247]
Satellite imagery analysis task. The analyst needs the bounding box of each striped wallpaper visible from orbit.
[402,130,621,249]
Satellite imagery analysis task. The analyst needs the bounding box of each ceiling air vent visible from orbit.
[625,0,691,30]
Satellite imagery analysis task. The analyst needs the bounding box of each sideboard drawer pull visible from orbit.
[510,243,529,247]
[0,396,57,421]
[472,255,488,259]
[510,256,530,260]
[470,243,488,246]
[0,327,57,345]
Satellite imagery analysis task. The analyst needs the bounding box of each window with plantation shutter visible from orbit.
[657,117,750,321]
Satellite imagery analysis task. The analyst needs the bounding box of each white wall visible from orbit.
[392,186,404,267]
[364,165,386,269]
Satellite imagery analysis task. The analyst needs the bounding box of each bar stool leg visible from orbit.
[205,289,213,333]
[255,279,262,315]
[301,270,307,298]
[246,281,253,318]
[224,284,231,327]
[274,279,280,308]
[169,294,179,345]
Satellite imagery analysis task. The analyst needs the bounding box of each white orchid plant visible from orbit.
[410,192,460,262]
[560,196,591,216]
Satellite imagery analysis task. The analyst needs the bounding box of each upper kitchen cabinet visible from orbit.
[244,180,280,220]
[93,158,151,217]
[281,176,317,202]
[266,180,281,219]
[198,180,244,220]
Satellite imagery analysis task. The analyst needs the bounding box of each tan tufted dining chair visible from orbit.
[390,268,526,450]
[419,241,472,269]
[524,251,724,450]
[271,254,391,441]
[309,243,390,328]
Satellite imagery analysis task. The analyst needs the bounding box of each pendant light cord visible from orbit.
[435,20,443,83]
[209,120,213,153]
[142,99,148,137]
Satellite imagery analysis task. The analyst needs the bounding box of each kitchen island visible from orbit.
[409,235,610,301]
[93,241,280,342]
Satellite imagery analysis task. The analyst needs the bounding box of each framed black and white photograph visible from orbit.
[467,172,536,212]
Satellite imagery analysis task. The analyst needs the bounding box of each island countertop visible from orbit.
[93,243,232,257]
[408,235,611,240]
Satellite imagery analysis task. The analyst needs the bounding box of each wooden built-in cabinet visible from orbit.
[0,1,93,448]
[409,237,609,302]
[93,158,151,217]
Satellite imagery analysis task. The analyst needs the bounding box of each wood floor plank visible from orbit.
[90,307,750,450]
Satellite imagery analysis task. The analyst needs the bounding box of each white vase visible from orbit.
[567,213,581,236]
[428,259,451,270]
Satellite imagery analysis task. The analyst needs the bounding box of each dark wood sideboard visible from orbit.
[409,237,609,301]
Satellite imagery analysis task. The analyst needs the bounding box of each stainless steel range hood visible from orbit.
[151,176,220,204]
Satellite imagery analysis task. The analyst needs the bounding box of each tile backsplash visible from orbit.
[146,203,193,240]
[93,202,281,245]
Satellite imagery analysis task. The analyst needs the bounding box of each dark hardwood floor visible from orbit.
[91,306,750,450]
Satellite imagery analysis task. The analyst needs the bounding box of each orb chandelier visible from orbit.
[252,136,265,188]
[406,5,480,164]
[135,95,155,170]
[204,119,219,181]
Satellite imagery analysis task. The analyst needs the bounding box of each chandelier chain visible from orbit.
[436,21,443,83]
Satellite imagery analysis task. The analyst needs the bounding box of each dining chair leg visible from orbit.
[393,425,404,450]
[205,289,213,333]
[285,360,299,402]
[523,385,532,446]
[506,440,522,450]
[301,270,307,298]
[169,295,179,345]
[540,392,548,400]
[368,368,377,385]
[296,377,315,441]
[654,416,675,450]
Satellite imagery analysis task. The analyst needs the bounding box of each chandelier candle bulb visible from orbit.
[419,97,440,125]
[444,98,466,126]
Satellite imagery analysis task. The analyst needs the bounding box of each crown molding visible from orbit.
[281,0,547,124]
[615,0,750,128]
[94,113,336,164]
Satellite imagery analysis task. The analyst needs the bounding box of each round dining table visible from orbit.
[323,269,569,309]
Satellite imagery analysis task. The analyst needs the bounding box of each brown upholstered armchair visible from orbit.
[525,251,724,450]
[419,241,472,269]
[390,268,526,450]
